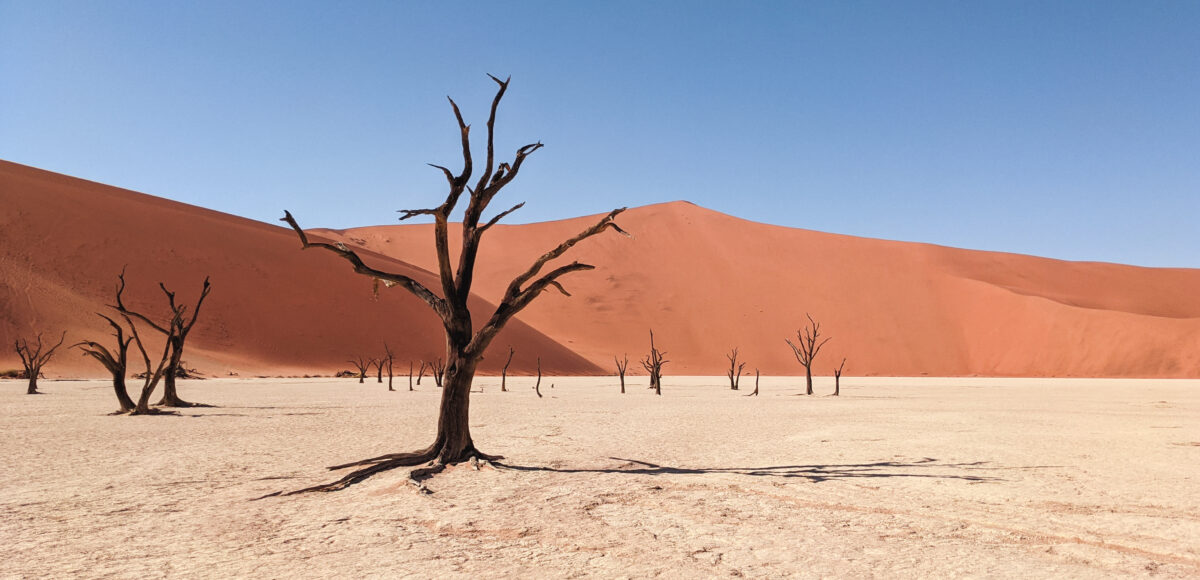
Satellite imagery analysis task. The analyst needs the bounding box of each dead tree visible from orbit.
[431,358,446,388]
[407,361,415,391]
[113,271,211,407]
[501,345,514,392]
[14,331,66,394]
[533,356,543,398]
[348,357,372,384]
[640,330,667,396]
[123,306,173,414]
[276,75,627,494]
[372,358,384,383]
[382,344,396,391]
[785,313,831,396]
[726,347,745,390]
[747,368,760,396]
[416,360,427,385]
[614,354,629,394]
[833,358,846,396]
[75,314,135,412]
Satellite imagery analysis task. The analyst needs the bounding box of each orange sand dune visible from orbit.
[0,161,601,377]
[324,201,1200,378]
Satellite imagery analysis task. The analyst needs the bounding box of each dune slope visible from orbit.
[325,201,1200,377]
[0,161,601,377]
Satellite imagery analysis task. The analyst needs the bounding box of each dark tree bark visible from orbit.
[76,313,135,413]
[726,347,745,390]
[785,313,831,396]
[833,358,846,397]
[614,354,629,394]
[431,358,446,388]
[14,331,66,395]
[640,330,667,396]
[501,345,514,392]
[348,357,372,384]
[113,271,212,407]
[416,360,427,385]
[373,358,384,383]
[408,361,414,391]
[275,76,627,494]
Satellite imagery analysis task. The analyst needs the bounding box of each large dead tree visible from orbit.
[785,313,830,396]
[614,354,629,394]
[113,271,211,407]
[641,330,667,396]
[14,331,66,394]
[726,347,745,390]
[277,76,627,493]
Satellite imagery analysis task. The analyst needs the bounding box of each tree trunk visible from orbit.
[26,375,38,395]
[113,374,135,412]
[156,342,193,407]
[805,366,813,396]
[429,354,480,463]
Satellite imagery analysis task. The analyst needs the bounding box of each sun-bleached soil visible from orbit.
[2,376,1198,578]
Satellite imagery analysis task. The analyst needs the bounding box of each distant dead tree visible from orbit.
[533,356,543,398]
[348,356,372,384]
[747,368,760,397]
[726,347,745,390]
[14,331,66,395]
[275,75,627,494]
[382,344,396,391]
[431,358,446,388]
[641,330,667,396]
[416,360,428,385]
[833,358,846,396]
[785,313,831,396]
[113,270,211,407]
[501,345,514,392]
[614,354,629,394]
[372,358,384,383]
[407,361,415,391]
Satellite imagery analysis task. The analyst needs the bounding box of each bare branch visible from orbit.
[480,201,525,232]
[280,211,449,322]
[502,208,626,304]
[398,206,440,221]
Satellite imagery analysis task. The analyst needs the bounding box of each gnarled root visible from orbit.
[257,445,504,498]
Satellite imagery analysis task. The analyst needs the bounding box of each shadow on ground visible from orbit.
[497,456,1007,483]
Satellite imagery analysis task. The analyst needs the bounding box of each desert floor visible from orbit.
[2,376,1198,578]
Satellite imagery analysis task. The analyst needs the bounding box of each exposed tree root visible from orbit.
[257,445,504,498]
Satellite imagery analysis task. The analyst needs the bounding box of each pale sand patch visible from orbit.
[2,377,1197,578]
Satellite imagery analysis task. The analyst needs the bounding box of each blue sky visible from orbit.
[2,1,1197,267]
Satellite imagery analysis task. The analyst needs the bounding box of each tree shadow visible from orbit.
[496,456,1004,483]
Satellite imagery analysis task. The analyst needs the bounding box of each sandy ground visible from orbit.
[2,376,1198,578]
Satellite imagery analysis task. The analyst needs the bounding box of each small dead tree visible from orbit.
[276,75,627,494]
[113,271,212,407]
[75,314,135,412]
[416,360,427,385]
[348,357,372,384]
[747,368,760,396]
[372,358,384,383]
[14,332,66,395]
[407,361,415,391]
[614,354,629,394]
[533,356,542,398]
[640,330,667,396]
[726,347,745,390]
[833,358,846,396]
[381,344,396,391]
[431,358,446,388]
[785,313,831,396]
[500,345,514,392]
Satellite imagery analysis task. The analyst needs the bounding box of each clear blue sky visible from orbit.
[2,1,1197,267]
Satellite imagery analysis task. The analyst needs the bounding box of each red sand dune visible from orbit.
[3,160,1199,379]
[0,161,600,377]
[320,202,1200,378]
